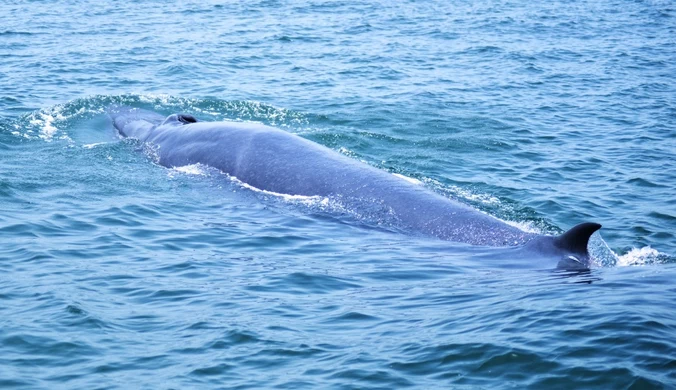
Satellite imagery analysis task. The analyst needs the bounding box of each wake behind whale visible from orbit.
[109,106,601,270]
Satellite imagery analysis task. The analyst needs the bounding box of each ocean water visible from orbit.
[1,0,675,388]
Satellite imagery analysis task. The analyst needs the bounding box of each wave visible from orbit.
[616,246,672,267]
[589,235,673,267]
[0,31,36,36]
[2,94,319,142]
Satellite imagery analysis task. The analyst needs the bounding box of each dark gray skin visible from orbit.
[109,107,601,269]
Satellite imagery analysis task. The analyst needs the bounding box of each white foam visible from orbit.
[501,219,542,234]
[171,164,209,176]
[138,93,176,105]
[451,185,500,205]
[392,173,423,186]
[616,246,664,267]
[193,107,222,116]
[30,113,58,140]
[421,177,500,206]
[83,142,108,149]
[20,104,73,141]
[338,146,356,157]
[227,175,329,206]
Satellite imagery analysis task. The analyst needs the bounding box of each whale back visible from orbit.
[108,107,603,269]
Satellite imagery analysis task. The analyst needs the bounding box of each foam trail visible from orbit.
[230,175,330,206]
[83,142,108,149]
[171,164,209,176]
[392,173,423,186]
[501,219,542,234]
[616,246,665,267]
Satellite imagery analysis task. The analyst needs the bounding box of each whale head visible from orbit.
[108,106,166,140]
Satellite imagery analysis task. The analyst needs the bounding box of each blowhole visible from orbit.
[177,114,198,124]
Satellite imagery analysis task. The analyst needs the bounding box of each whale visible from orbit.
[108,106,602,270]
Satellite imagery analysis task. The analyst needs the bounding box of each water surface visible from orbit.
[1,0,675,388]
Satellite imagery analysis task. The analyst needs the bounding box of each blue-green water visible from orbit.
[1,0,675,388]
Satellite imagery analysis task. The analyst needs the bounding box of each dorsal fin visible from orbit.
[554,222,602,255]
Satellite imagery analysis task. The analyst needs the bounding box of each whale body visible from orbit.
[109,107,601,269]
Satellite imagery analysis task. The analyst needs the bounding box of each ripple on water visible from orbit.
[246,272,362,295]
[1,0,675,388]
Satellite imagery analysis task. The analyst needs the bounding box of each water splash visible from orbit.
[6,94,316,141]
[422,177,501,206]
[170,164,209,177]
[501,219,543,234]
[82,142,109,149]
[22,105,74,141]
[392,173,423,186]
[616,246,670,267]
[589,234,672,267]
[227,174,331,207]
[588,233,621,267]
